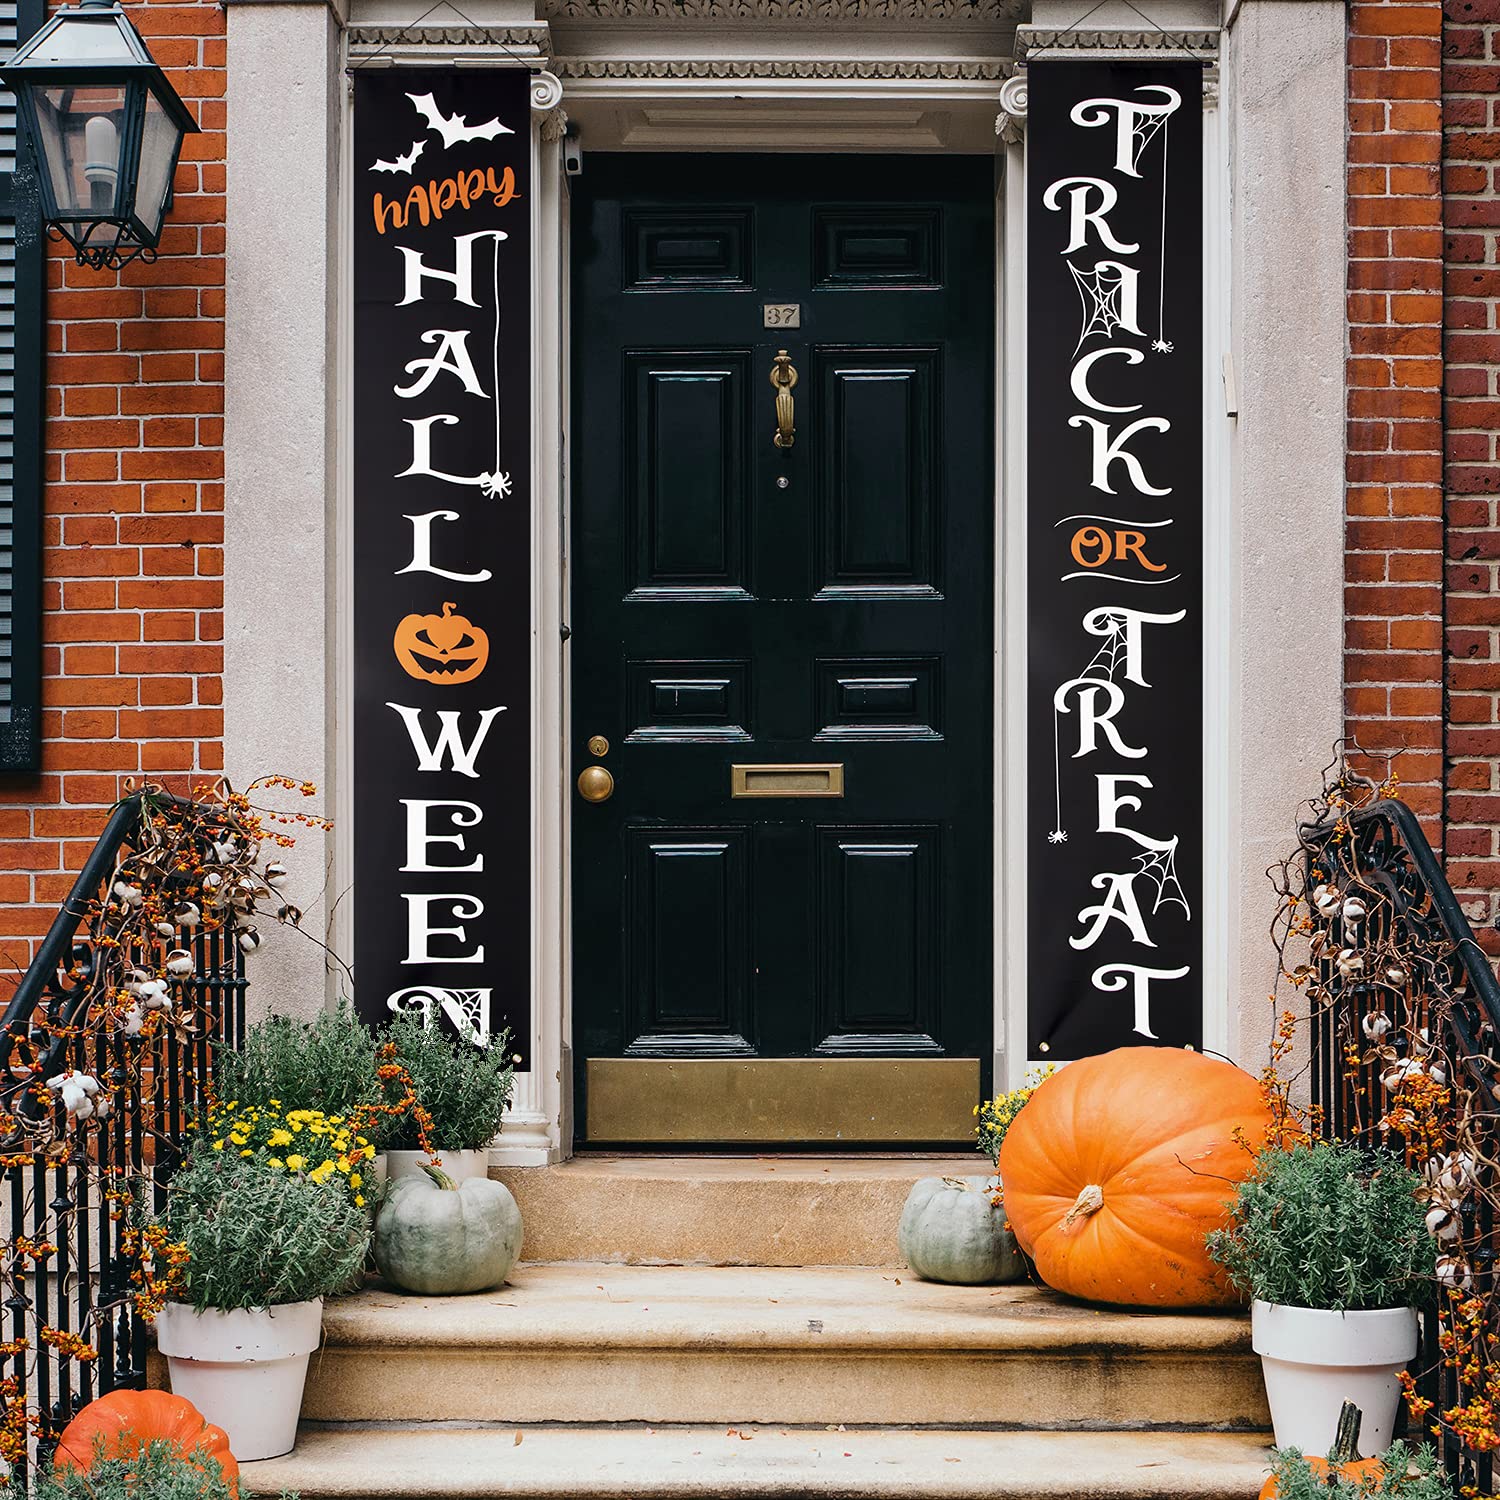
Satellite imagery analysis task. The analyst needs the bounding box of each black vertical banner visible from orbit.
[352,71,531,1062]
[1026,60,1202,1059]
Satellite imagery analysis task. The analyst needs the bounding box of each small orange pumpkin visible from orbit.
[393,601,489,685]
[998,1046,1275,1307]
[53,1389,238,1482]
[1259,1401,1382,1497]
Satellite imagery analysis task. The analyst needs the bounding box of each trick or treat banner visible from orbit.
[1026,60,1203,1060]
[352,69,531,1064]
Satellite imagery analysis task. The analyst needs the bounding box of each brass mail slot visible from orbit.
[731,762,845,798]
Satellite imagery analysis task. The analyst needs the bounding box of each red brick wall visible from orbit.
[1442,0,1500,953]
[0,0,224,976]
[1345,0,1448,837]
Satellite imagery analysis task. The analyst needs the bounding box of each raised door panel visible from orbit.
[626,658,752,743]
[624,208,755,290]
[814,826,941,1054]
[814,655,942,742]
[814,348,940,598]
[624,827,754,1055]
[626,351,751,599]
[812,207,942,288]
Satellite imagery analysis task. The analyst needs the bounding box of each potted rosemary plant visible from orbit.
[382,1015,515,1183]
[154,1148,370,1460]
[215,1001,386,1138]
[1207,1138,1432,1456]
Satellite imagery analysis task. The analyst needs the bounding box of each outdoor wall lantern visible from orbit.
[0,0,199,270]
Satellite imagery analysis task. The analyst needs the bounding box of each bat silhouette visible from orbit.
[370,139,426,175]
[407,92,514,149]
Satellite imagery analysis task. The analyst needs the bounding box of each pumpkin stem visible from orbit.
[1061,1183,1105,1229]
[1330,1400,1363,1467]
[420,1163,458,1192]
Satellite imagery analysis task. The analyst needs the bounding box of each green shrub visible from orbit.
[0,1437,298,1500]
[1263,1441,1452,1499]
[1206,1139,1432,1311]
[165,1149,370,1311]
[382,1016,514,1151]
[215,1001,384,1137]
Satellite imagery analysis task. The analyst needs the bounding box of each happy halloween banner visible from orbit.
[352,69,531,1064]
[1026,60,1203,1059]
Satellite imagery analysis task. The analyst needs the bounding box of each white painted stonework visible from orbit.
[223,0,1347,1157]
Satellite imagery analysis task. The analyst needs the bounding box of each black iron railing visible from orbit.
[0,793,246,1483]
[1302,795,1500,1490]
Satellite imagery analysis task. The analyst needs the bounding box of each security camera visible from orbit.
[563,128,583,178]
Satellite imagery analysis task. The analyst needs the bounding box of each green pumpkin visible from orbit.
[373,1164,524,1295]
[898,1174,1025,1285]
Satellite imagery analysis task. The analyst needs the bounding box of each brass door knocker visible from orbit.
[770,350,797,449]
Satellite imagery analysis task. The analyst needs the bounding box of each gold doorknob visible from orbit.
[577,765,615,803]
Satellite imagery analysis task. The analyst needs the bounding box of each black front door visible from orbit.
[571,154,994,1147]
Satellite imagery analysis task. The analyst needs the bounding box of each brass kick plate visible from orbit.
[731,763,844,798]
[584,1058,980,1144]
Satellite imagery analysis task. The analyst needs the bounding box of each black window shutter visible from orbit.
[0,0,42,772]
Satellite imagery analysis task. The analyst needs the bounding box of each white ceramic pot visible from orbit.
[384,1148,488,1184]
[155,1298,323,1461]
[1252,1300,1419,1455]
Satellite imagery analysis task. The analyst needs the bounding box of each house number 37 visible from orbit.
[763,303,801,328]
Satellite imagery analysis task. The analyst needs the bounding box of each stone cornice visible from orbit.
[346,22,551,45]
[1014,25,1219,58]
[541,0,1013,21]
[552,55,1008,77]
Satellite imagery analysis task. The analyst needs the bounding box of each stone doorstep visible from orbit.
[491,1154,984,1268]
[241,1424,1277,1499]
[298,1265,1271,1431]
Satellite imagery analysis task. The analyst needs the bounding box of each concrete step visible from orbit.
[491,1154,981,1267]
[301,1265,1270,1431]
[242,1423,1276,1498]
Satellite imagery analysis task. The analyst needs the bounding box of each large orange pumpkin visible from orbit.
[53,1389,238,1482]
[997,1046,1275,1307]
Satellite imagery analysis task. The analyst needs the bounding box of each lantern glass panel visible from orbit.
[34,84,127,219]
[134,89,179,240]
[28,16,138,64]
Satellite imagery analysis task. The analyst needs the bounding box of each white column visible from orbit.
[1225,0,1347,1065]
[493,75,567,1166]
[223,0,344,1023]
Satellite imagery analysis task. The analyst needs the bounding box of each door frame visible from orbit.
[549,107,1008,1163]
[565,150,999,1146]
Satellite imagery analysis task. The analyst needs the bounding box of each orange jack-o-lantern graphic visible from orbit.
[393,601,490,684]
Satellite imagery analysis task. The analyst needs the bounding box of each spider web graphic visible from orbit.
[1129,107,1171,175]
[1133,843,1191,920]
[1068,261,1130,353]
[1078,611,1130,681]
